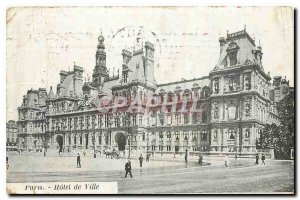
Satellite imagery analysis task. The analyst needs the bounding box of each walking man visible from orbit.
[6,156,9,170]
[255,153,259,165]
[261,154,266,165]
[139,154,144,167]
[198,154,203,165]
[225,154,229,167]
[77,153,81,168]
[125,160,133,178]
[185,149,188,162]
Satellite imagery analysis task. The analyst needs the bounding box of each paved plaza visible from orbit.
[6,153,294,194]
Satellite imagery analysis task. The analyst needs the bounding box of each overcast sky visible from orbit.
[6,7,294,120]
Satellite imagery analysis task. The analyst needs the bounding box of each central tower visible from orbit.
[92,31,109,92]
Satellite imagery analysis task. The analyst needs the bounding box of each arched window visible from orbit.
[229,128,236,140]
[183,131,188,141]
[192,131,198,141]
[175,131,180,141]
[159,132,163,139]
[167,131,171,140]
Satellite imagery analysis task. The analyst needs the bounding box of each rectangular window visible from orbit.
[68,118,72,130]
[159,145,163,151]
[114,117,120,127]
[98,115,102,128]
[201,130,207,141]
[192,113,198,124]
[151,145,156,151]
[167,145,171,151]
[167,115,172,125]
[104,114,109,127]
[139,115,143,125]
[184,113,189,124]
[175,114,179,125]
[159,113,164,125]
[132,114,137,126]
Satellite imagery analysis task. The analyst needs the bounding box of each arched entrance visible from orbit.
[115,132,127,151]
[56,135,63,153]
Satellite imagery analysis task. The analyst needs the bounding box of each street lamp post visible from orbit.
[126,112,131,158]
[92,121,97,158]
[146,118,150,157]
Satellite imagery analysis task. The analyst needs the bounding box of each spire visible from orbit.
[97,29,105,50]
[95,29,106,67]
[47,86,55,99]
[134,29,143,51]
[257,39,262,50]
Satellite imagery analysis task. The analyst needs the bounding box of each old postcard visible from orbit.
[6,6,294,194]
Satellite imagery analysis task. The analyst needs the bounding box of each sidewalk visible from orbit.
[7,154,185,173]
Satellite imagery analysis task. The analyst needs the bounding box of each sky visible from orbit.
[6,7,294,121]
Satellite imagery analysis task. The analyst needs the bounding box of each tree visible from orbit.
[275,90,295,159]
[260,123,278,149]
[259,90,294,159]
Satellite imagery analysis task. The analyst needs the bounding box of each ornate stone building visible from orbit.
[17,88,47,151]
[6,120,19,151]
[17,28,291,156]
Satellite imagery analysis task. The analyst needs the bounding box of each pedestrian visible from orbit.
[261,154,266,165]
[77,153,81,168]
[139,154,144,167]
[225,154,229,167]
[125,160,133,178]
[83,150,86,156]
[198,154,203,164]
[255,153,259,165]
[6,156,9,170]
[185,149,188,162]
[146,154,149,162]
[44,149,46,157]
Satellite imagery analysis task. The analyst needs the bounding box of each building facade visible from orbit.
[6,120,19,151]
[17,28,291,156]
[17,88,47,151]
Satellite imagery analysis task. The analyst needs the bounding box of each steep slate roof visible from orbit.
[47,87,55,98]
[127,51,146,83]
[213,30,260,71]
[102,78,120,94]
[60,73,75,97]
[156,76,210,94]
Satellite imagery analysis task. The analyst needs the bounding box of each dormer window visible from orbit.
[226,42,239,67]
[229,52,237,66]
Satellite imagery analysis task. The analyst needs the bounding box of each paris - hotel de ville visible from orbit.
[16,25,292,158]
